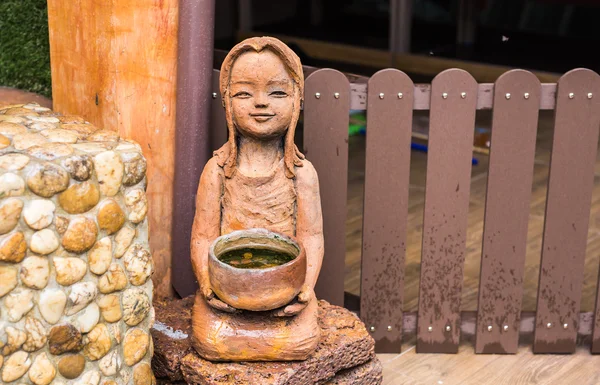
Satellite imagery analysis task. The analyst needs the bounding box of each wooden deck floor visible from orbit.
[378,342,600,385]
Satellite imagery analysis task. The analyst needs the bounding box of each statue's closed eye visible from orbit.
[270,91,288,98]
[233,91,252,98]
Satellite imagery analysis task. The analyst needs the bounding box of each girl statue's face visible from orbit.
[229,50,295,140]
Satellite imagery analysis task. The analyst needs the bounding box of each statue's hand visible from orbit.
[271,284,313,317]
[202,284,241,314]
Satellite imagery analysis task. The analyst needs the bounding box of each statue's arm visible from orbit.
[190,157,222,294]
[295,160,324,290]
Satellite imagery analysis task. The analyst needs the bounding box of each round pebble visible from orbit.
[22,317,48,352]
[97,199,125,234]
[114,226,136,258]
[0,198,23,235]
[0,172,25,197]
[30,229,59,255]
[12,132,47,150]
[122,152,147,186]
[1,351,31,383]
[123,328,149,366]
[38,288,67,324]
[58,354,86,379]
[133,363,156,385]
[0,265,18,297]
[4,288,34,322]
[99,350,122,376]
[72,303,101,334]
[0,231,27,263]
[40,128,79,143]
[88,130,120,142]
[54,257,88,286]
[0,121,27,136]
[122,288,150,326]
[3,326,26,356]
[28,352,56,385]
[98,295,122,323]
[88,237,112,275]
[125,189,148,224]
[123,244,153,286]
[27,142,74,160]
[49,324,83,355]
[98,264,128,294]
[27,162,70,198]
[23,200,55,230]
[20,256,50,289]
[63,155,94,181]
[94,151,124,196]
[62,217,98,253]
[0,154,30,170]
[83,324,112,361]
[66,282,98,316]
[58,181,100,214]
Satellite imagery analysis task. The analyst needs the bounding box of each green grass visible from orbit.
[0,0,51,97]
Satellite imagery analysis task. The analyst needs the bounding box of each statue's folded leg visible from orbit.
[191,291,321,361]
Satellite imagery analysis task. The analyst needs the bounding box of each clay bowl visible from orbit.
[208,228,306,312]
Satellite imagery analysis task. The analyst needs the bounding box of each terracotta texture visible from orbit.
[0,103,154,383]
[152,296,382,384]
[190,36,324,362]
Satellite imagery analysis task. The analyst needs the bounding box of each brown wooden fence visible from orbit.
[202,66,600,355]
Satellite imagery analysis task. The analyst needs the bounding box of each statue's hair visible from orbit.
[217,36,305,179]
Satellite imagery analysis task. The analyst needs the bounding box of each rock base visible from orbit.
[152,296,383,385]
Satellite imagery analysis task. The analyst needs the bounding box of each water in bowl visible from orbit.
[218,247,295,269]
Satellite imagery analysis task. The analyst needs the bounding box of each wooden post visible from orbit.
[47,0,179,298]
[172,0,216,298]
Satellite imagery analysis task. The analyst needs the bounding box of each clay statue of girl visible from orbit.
[190,36,324,361]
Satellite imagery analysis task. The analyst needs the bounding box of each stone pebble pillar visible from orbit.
[0,103,155,385]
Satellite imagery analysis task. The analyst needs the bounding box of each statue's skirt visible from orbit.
[191,292,321,361]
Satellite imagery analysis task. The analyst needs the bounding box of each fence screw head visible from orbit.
[442,93,448,99]
[334,92,340,99]
[487,325,493,332]
[212,92,217,99]
[315,92,321,99]
[524,93,530,99]
[379,93,385,99]
[398,92,403,99]
[428,326,433,332]
[569,93,574,99]
[461,92,467,99]
[503,325,509,332]
[445,325,451,332]
[588,93,593,99]
[546,322,552,328]
[369,326,375,332]
[505,93,511,100]
[387,326,392,331]
[563,323,568,329]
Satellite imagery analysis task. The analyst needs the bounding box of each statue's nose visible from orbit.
[254,93,269,108]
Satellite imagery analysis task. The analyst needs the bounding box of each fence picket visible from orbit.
[304,69,350,307]
[534,69,600,353]
[361,69,414,353]
[475,70,541,354]
[417,69,478,353]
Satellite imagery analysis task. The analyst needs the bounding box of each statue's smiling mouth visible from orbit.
[250,113,275,122]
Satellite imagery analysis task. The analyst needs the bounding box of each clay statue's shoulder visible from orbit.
[295,159,319,187]
[212,142,230,167]
[199,155,223,187]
